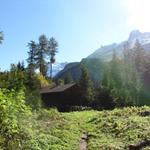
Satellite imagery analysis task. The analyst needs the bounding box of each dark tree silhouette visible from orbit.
[0,31,4,44]
[27,41,37,77]
[78,66,95,105]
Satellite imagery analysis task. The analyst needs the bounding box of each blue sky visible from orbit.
[0,0,148,70]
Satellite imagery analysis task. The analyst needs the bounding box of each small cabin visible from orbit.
[40,83,81,111]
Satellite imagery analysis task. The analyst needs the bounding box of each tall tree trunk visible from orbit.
[50,63,52,79]
[40,63,42,75]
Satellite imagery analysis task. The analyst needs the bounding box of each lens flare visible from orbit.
[124,0,150,31]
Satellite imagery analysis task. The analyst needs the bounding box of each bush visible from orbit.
[37,108,60,120]
[0,88,31,149]
[25,89,42,109]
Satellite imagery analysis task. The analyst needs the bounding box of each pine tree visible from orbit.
[79,66,95,105]
[17,61,25,71]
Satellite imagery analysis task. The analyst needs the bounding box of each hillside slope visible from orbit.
[55,62,80,81]
[55,59,104,84]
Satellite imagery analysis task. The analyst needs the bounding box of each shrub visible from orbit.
[0,88,31,149]
[37,108,60,120]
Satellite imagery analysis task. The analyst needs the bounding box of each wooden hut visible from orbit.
[40,83,80,111]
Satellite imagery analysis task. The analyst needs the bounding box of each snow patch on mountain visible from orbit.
[47,62,68,77]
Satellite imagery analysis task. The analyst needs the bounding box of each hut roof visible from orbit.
[40,83,76,94]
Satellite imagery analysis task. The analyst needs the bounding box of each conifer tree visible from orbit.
[64,73,73,84]
[8,64,26,91]
[79,66,94,105]
[17,61,25,71]
[133,40,146,73]
[48,37,58,78]
[26,35,59,78]
[36,35,48,77]
[0,31,3,44]
[27,41,37,77]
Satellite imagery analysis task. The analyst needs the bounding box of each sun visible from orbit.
[124,0,150,32]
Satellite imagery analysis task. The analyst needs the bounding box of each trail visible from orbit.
[80,133,88,150]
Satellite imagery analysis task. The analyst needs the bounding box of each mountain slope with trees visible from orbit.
[55,30,150,106]
[56,30,150,82]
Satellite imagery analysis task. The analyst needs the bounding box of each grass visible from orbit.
[12,106,150,149]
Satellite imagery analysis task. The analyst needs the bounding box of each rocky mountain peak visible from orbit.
[128,30,150,46]
[128,30,141,42]
[88,29,150,59]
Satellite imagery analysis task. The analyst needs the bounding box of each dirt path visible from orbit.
[80,133,88,150]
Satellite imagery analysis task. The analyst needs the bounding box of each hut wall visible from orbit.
[41,84,81,111]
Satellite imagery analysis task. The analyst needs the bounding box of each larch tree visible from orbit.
[0,31,3,44]
[36,35,48,77]
[48,37,58,78]
[27,41,37,77]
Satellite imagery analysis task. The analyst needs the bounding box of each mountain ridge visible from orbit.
[55,30,150,81]
[88,30,150,60]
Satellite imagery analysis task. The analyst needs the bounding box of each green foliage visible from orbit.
[35,34,48,76]
[81,58,104,85]
[37,108,60,120]
[0,71,9,88]
[26,35,59,78]
[28,107,150,150]
[133,40,146,73]
[87,106,150,149]
[0,63,27,91]
[1,95,150,150]
[78,66,95,105]
[8,63,26,91]
[48,37,58,78]
[98,42,150,107]
[0,65,50,109]
[36,73,50,88]
[25,89,42,109]
[25,73,55,109]
[64,73,73,84]
[0,88,31,149]
[94,86,115,109]
[27,40,37,77]
[101,48,143,106]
